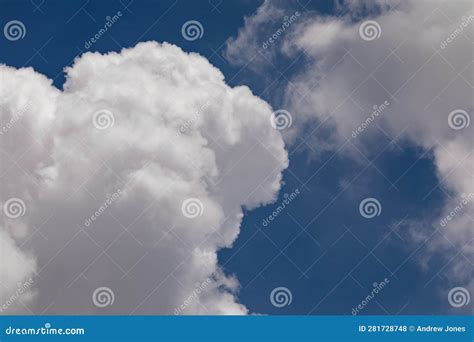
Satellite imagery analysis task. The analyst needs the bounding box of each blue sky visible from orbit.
[0,0,472,316]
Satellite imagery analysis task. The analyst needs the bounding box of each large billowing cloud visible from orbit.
[226,0,473,310]
[0,41,288,314]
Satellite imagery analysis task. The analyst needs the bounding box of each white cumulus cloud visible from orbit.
[0,41,288,314]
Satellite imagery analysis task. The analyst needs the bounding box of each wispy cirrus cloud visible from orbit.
[225,0,473,312]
